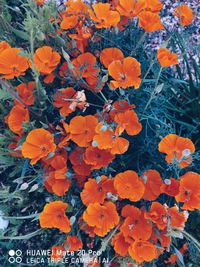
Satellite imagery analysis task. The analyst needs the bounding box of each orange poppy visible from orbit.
[80,176,116,205]
[51,245,65,261]
[158,134,195,168]
[174,4,193,26]
[111,232,130,256]
[0,48,30,79]
[100,48,124,68]
[69,24,92,41]
[43,73,55,84]
[109,100,135,119]
[161,178,180,197]
[36,0,45,6]
[89,3,120,28]
[142,169,162,201]
[0,40,11,54]
[93,123,129,155]
[6,104,29,135]
[83,201,119,237]
[114,170,145,201]
[21,128,56,165]
[69,115,98,147]
[65,236,83,252]
[144,0,163,13]
[157,48,178,67]
[69,147,92,176]
[72,52,99,80]
[128,241,158,263]
[33,46,61,74]
[53,87,77,116]
[116,0,145,18]
[65,0,89,18]
[44,154,70,196]
[108,57,141,89]
[175,172,200,211]
[145,202,167,230]
[114,110,142,136]
[16,82,36,106]
[138,11,164,32]
[84,146,115,169]
[45,175,71,197]
[120,205,152,242]
[168,206,188,230]
[61,15,78,30]
[39,201,71,233]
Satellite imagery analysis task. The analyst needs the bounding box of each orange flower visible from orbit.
[84,146,115,169]
[168,206,188,230]
[111,232,130,256]
[142,170,162,201]
[51,245,65,261]
[0,40,11,54]
[21,128,56,165]
[157,48,178,67]
[121,205,152,242]
[93,123,129,155]
[109,100,135,119]
[175,172,200,211]
[6,104,29,135]
[43,73,55,84]
[161,178,180,197]
[128,241,158,263]
[65,0,89,18]
[44,154,70,196]
[114,110,142,136]
[69,147,92,176]
[145,202,167,230]
[45,175,71,197]
[39,201,71,233]
[53,87,76,116]
[158,134,195,168]
[72,52,99,80]
[16,82,36,106]
[0,48,30,79]
[65,236,83,252]
[174,4,193,26]
[36,0,45,6]
[100,47,124,68]
[69,115,98,147]
[138,11,164,32]
[80,176,116,205]
[144,0,163,13]
[61,15,78,30]
[116,0,145,18]
[33,46,61,74]
[114,170,145,201]
[108,57,141,89]
[83,201,119,237]
[89,3,120,28]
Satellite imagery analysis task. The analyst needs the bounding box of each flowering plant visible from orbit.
[0,0,200,266]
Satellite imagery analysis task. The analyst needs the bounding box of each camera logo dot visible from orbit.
[8,250,22,263]
[8,250,15,257]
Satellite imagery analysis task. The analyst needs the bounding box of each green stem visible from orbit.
[3,213,40,220]
[1,229,43,240]
[181,230,200,251]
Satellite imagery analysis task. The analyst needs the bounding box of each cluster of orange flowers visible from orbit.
[0,0,198,265]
